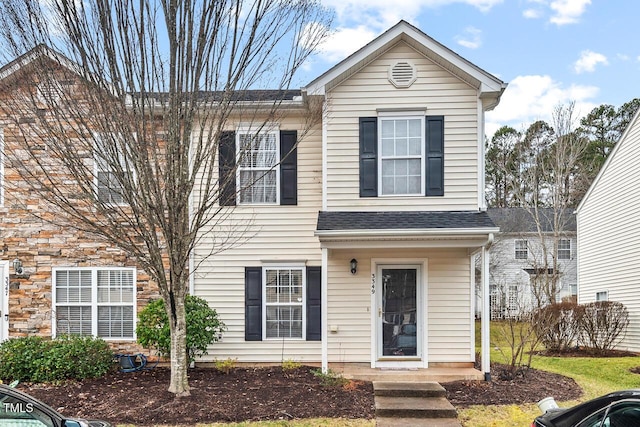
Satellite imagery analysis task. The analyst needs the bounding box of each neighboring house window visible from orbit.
[515,239,528,259]
[359,115,444,197]
[508,285,519,312]
[379,116,424,196]
[596,291,608,302]
[218,129,297,206]
[237,130,279,204]
[570,284,577,297]
[54,268,136,339]
[94,134,128,205]
[264,267,304,339]
[244,265,320,342]
[557,238,571,260]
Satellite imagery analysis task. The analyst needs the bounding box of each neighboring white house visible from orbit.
[194,20,506,377]
[577,108,640,352]
[483,208,577,319]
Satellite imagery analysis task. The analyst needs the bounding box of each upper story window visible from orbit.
[379,116,424,196]
[515,239,528,260]
[94,134,128,205]
[359,115,444,198]
[237,130,279,204]
[53,267,136,339]
[557,238,571,260]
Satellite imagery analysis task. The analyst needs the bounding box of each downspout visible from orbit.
[481,233,494,381]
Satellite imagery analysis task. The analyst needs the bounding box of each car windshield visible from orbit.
[0,392,55,427]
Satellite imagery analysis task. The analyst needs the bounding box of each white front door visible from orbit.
[376,265,422,364]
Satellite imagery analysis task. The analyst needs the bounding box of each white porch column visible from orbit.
[321,247,329,373]
[481,246,491,381]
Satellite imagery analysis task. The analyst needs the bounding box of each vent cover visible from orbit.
[388,61,417,88]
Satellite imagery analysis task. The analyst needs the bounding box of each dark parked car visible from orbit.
[532,389,640,427]
[0,384,111,427]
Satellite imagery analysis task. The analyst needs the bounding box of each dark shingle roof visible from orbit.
[316,211,497,231]
[487,207,576,233]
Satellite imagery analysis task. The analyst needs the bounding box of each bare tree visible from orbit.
[516,103,589,306]
[0,0,330,396]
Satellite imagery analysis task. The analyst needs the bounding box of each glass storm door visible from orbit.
[378,267,419,358]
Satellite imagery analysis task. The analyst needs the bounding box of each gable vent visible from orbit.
[388,61,417,88]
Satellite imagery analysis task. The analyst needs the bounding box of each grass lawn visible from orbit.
[120,420,374,427]
[457,320,640,427]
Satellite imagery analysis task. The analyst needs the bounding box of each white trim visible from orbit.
[469,254,476,360]
[321,248,329,373]
[52,266,137,341]
[322,109,328,211]
[481,247,490,378]
[316,227,499,238]
[370,258,428,369]
[577,108,640,213]
[261,265,306,341]
[477,97,485,210]
[0,261,9,341]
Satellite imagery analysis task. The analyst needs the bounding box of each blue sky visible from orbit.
[298,0,639,138]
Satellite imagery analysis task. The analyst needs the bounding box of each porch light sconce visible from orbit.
[13,258,23,275]
[350,259,358,275]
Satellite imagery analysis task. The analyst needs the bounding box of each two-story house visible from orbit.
[484,208,577,319]
[0,21,505,378]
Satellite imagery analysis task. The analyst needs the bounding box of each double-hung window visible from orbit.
[558,238,571,260]
[53,267,136,339]
[94,134,128,205]
[237,130,279,204]
[379,115,424,196]
[264,266,304,339]
[515,239,528,260]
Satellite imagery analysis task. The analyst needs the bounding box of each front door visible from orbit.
[377,266,421,361]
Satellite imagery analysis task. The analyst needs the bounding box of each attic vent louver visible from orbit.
[388,61,417,88]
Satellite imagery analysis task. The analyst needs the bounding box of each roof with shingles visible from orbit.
[487,207,576,233]
[316,210,497,231]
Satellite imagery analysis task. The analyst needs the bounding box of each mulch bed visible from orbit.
[443,363,583,408]
[19,366,375,425]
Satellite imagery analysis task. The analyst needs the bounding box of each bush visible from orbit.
[136,295,225,363]
[579,301,629,352]
[533,302,583,352]
[0,335,113,383]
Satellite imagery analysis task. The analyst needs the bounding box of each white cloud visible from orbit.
[455,27,482,49]
[574,50,608,74]
[523,8,542,19]
[485,74,598,138]
[549,0,591,25]
[316,25,379,63]
[617,53,630,62]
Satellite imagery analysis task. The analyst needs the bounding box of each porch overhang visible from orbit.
[315,210,498,249]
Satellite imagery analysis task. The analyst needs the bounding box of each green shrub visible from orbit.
[0,335,113,383]
[136,295,225,363]
[311,368,348,387]
[214,357,237,374]
[281,359,302,371]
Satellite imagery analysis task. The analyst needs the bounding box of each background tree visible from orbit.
[485,126,520,207]
[0,0,330,396]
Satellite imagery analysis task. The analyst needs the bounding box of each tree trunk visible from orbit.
[168,293,190,396]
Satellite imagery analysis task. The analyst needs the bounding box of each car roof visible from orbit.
[540,390,640,427]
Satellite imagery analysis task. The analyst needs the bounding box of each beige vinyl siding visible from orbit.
[578,113,640,351]
[325,41,480,211]
[327,248,473,364]
[194,115,323,362]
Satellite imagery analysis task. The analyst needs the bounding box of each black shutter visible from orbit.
[280,130,298,205]
[306,266,322,341]
[425,116,444,196]
[359,117,378,197]
[218,131,236,206]
[245,267,262,341]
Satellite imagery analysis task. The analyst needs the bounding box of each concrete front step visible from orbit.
[374,381,446,398]
[376,417,462,427]
[375,396,458,419]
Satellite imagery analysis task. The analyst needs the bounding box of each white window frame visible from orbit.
[93,133,131,206]
[557,238,571,260]
[377,113,425,197]
[262,264,306,340]
[52,267,137,340]
[515,239,528,260]
[236,126,280,205]
[596,291,608,302]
